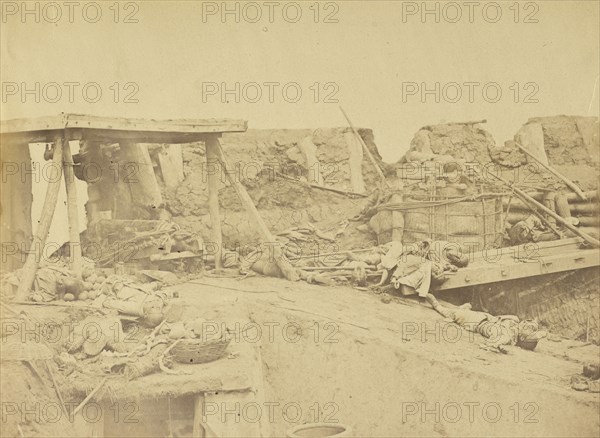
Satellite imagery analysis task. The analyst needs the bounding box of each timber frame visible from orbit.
[1,113,249,299]
[0,113,247,143]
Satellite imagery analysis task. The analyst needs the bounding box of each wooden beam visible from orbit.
[1,113,248,145]
[423,119,487,128]
[275,170,367,198]
[62,138,82,276]
[205,136,223,270]
[192,394,206,437]
[339,106,389,187]
[212,139,300,281]
[1,113,247,135]
[515,141,587,201]
[487,170,600,246]
[15,137,64,301]
[437,248,599,291]
[79,130,227,144]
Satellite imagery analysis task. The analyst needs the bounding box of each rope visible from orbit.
[377,193,507,212]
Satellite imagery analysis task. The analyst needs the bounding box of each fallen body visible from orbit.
[426,294,547,353]
[387,240,466,293]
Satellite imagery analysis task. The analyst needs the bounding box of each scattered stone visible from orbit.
[570,374,589,391]
[583,363,600,380]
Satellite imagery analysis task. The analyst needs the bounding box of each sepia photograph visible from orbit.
[0,1,599,437]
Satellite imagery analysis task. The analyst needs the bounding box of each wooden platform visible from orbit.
[0,113,247,143]
[436,238,600,291]
[63,334,270,437]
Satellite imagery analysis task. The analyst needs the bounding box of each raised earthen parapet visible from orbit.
[496,116,600,189]
[406,121,496,164]
[165,128,385,249]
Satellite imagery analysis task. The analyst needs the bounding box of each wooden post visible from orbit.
[515,141,587,201]
[339,106,389,188]
[15,137,64,301]
[192,394,207,438]
[205,136,223,270]
[212,138,300,281]
[487,170,600,247]
[62,138,82,276]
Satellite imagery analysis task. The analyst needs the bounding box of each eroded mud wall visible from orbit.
[407,123,497,164]
[164,128,382,250]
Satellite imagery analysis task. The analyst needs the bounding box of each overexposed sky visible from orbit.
[2,0,599,163]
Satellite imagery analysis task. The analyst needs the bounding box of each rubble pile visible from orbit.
[491,115,600,189]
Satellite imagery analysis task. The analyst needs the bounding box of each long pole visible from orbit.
[213,139,300,281]
[486,170,599,246]
[62,138,82,276]
[205,136,223,270]
[339,106,389,187]
[15,137,64,301]
[515,141,587,201]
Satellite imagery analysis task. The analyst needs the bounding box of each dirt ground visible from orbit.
[2,267,599,438]
[173,276,600,437]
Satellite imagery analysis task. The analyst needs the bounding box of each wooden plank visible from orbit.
[62,139,82,276]
[213,139,300,281]
[205,136,223,270]
[76,129,218,144]
[339,106,389,187]
[66,114,247,133]
[484,168,600,246]
[193,394,207,438]
[0,130,62,144]
[1,113,247,135]
[515,141,587,200]
[202,391,264,437]
[15,136,64,301]
[424,119,487,128]
[0,114,67,133]
[453,237,584,264]
[437,248,599,291]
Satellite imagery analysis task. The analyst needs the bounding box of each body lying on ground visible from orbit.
[426,294,547,353]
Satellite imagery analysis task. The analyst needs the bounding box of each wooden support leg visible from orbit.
[15,137,64,301]
[192,394,207,438]
[212,138,300,281]
[205,136,223,270]
[62,138,82,276]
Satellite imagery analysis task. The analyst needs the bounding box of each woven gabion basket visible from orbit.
[171,337,230,364]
